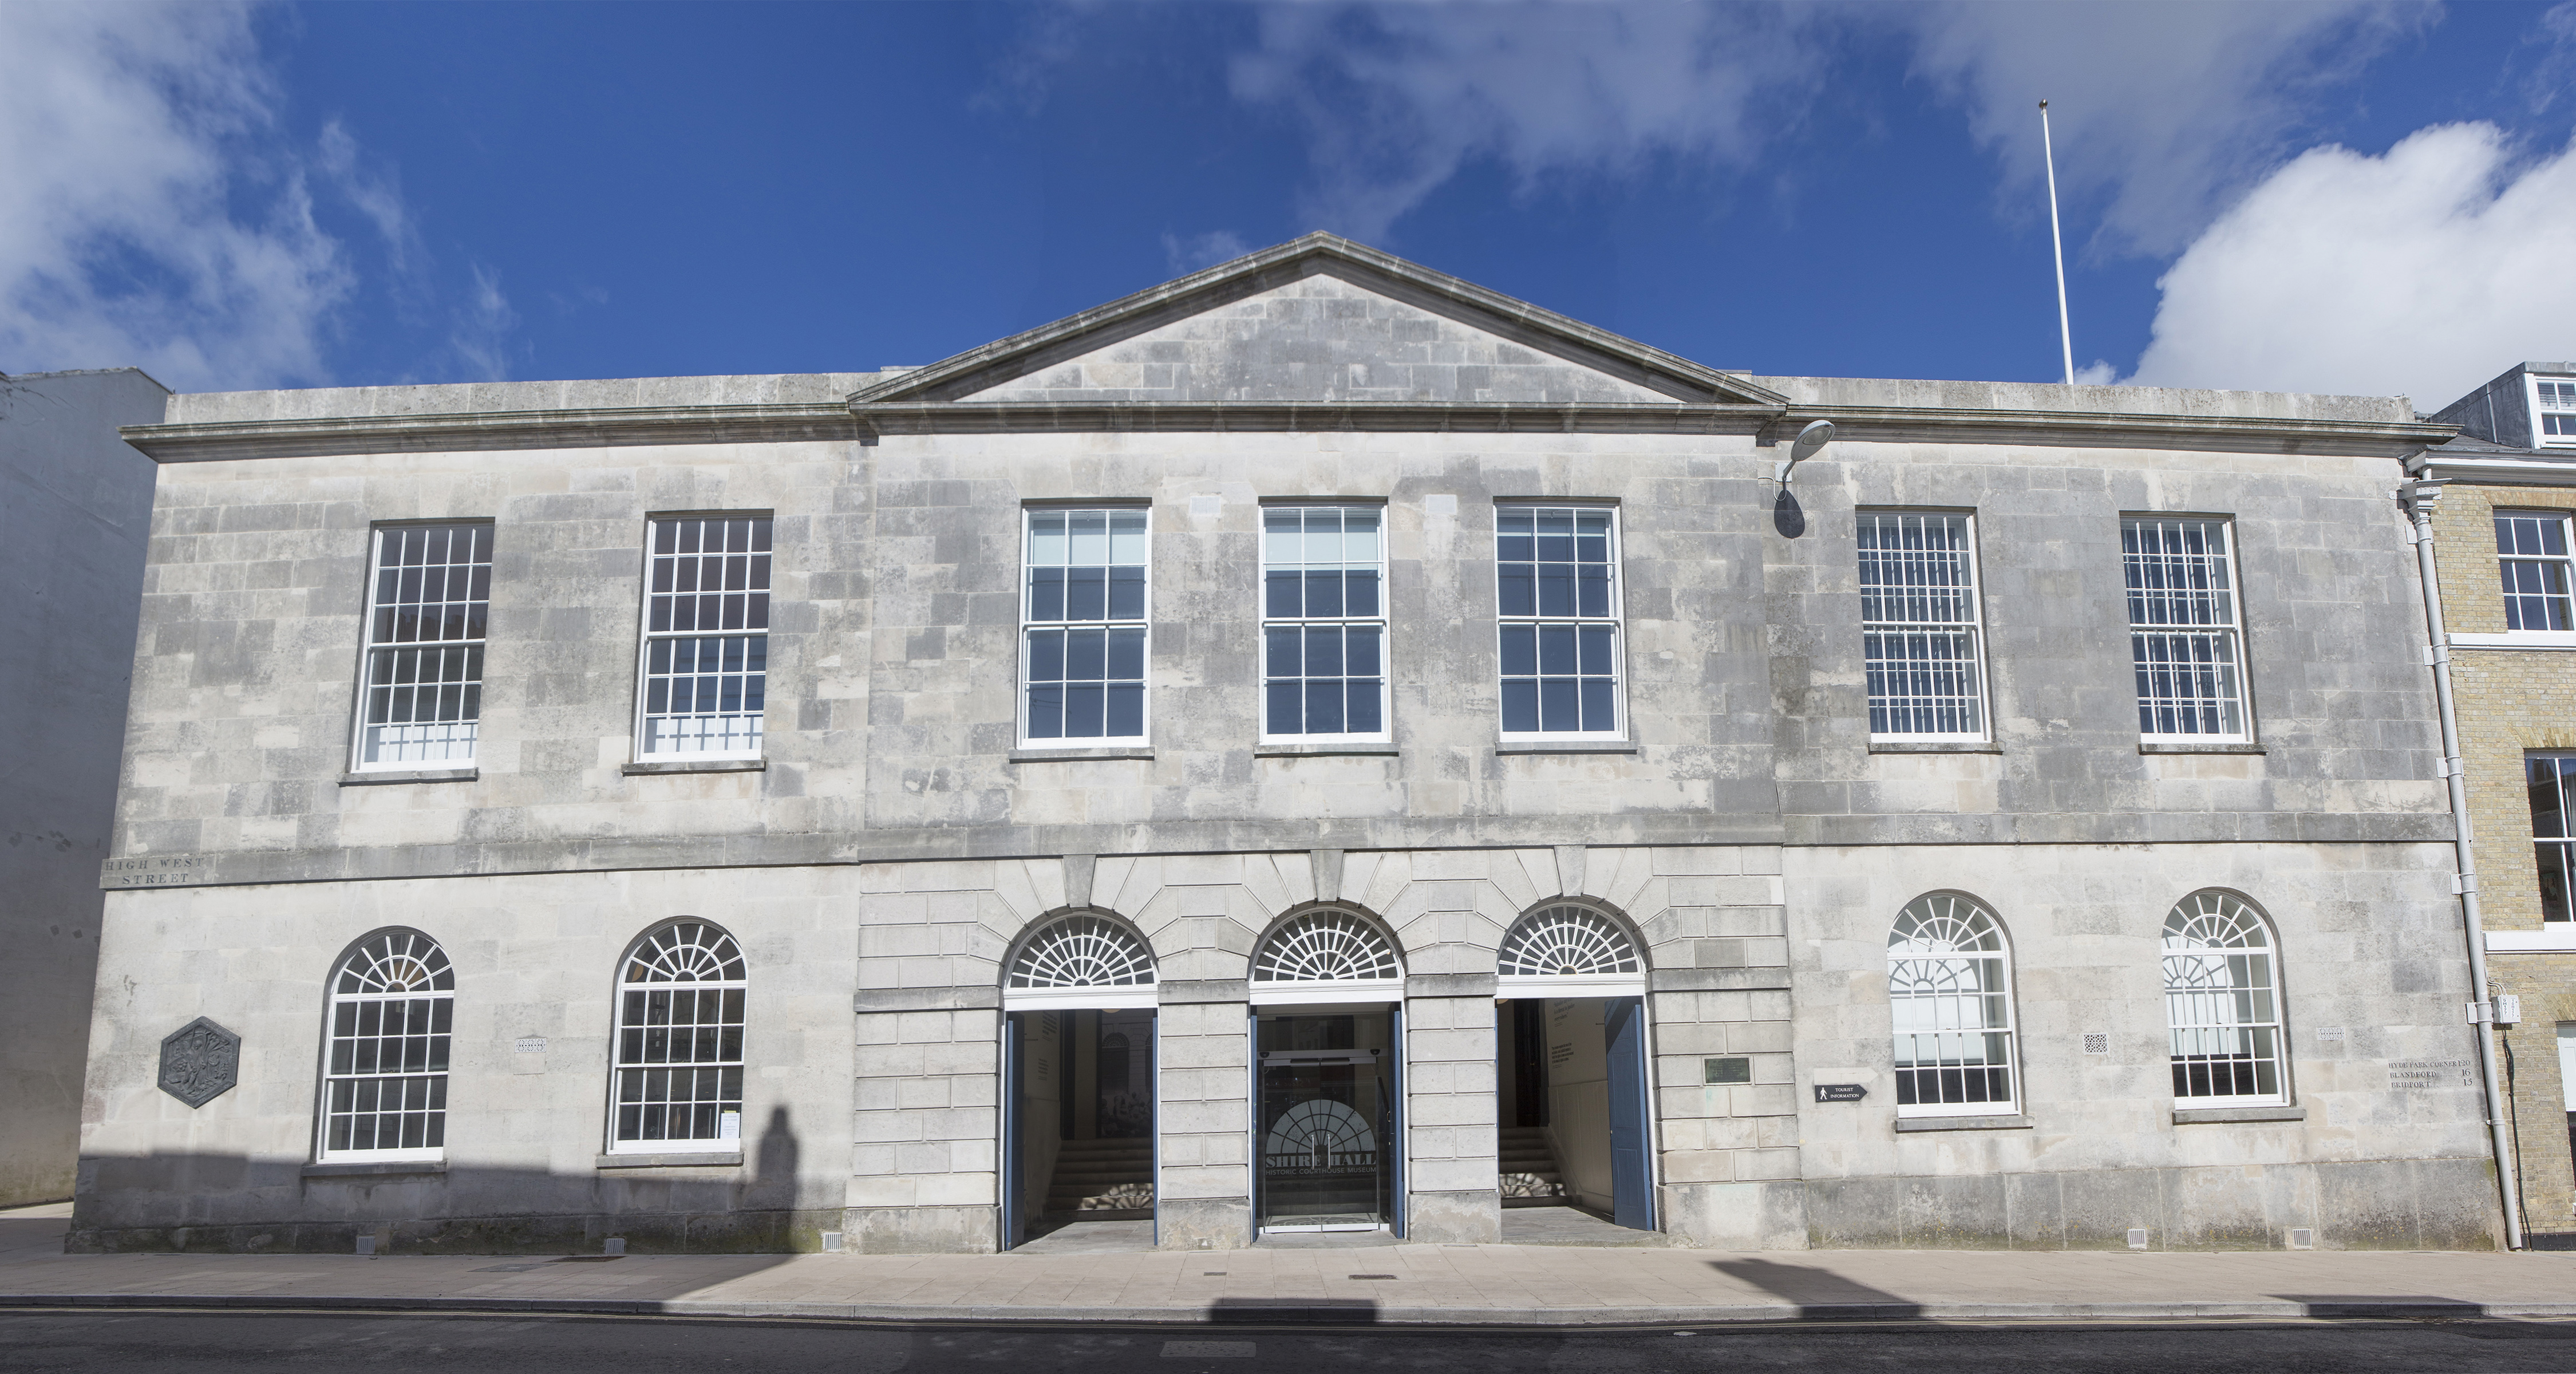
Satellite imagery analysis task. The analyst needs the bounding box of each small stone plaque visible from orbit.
[2389,1057,2475,1091]
[1814,1083,1868,1103]
[158,1017,240,1108]
[1703,1056,1752,1085]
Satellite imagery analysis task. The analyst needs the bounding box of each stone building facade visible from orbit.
[2412,362,2576,1247]
[1,368,167,1206]
[73,236,2502,1254]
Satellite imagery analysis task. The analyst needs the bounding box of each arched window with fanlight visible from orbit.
[610,921,747,1150]
[2163,891,2287,1107]
[320,930,455,1162]
[1887,893,2019,1116]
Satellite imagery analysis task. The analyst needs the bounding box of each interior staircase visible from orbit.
[1498,1125,1569,1207]
[1045,1136,1155,1220]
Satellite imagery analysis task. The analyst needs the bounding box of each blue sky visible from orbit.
[6,2,2575,408]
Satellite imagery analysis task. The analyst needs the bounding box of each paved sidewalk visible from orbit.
[5,1205,2573,1327]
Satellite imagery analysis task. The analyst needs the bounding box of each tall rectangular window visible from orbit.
[2497,511,2575,631]
[1263,505,1386,740]
[1858,512,1984,739]
[1023,507,1149,743]
[355,523,492,769]
[1496,505,1622,736]
[639,516,771,759]
[2528,754,2576,923]
[2125,517,2249,740]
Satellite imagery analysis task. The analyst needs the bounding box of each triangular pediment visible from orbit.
[850,234,1784,411]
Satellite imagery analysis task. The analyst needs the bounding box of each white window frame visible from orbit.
[634,514,772,763]
[2162,891,2289,1109]
[2496,510,2576,635]
[1857,511,1989,743]
[2528,753,2576,924]
[1886,892,2019,1118]
[2124,516,2251,743]
[607,921,749,1153]
[1260,502,1390,744]
[1018,505,1152,747]
[350,522,492,771]
[317,931,455,1164]
[2527,374,2576,449]
[1494,502,1626,741]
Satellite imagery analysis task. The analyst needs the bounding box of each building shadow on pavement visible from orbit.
[60,1108,830,1261]
[1707,1258,1925,1318]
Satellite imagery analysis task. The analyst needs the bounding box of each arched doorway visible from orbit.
[1000,914,1157,1250]
[1495,903,1656,1233]
[1248,909,1405,1236]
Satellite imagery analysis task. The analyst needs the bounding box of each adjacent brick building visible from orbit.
[2414,361,2576,1247]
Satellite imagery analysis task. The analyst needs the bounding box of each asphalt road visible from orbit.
[5,1310,2576,1373]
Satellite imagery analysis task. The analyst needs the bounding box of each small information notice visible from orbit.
[1814,1083,1868,1103]
[2387,1058,2475,1091]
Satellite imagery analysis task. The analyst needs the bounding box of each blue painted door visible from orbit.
[1001,1012,1024,1249]
[1603,996,1654,1231]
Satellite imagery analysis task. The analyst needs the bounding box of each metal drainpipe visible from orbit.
[2401,477,2526,1250]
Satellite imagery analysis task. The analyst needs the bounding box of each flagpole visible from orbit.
[2040,100,2075,385]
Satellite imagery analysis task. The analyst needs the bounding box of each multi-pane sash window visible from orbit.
[2496,512,2576,632]
[1263,505,1386,739]
[1887,893,2017,1115]
[321,931,453,1160]
[1858,513,1985,739]
[2125,518,2249,740]
[1496,505,1622,736]
[355,524,492,768]
[2534,378,2576,445]
[2163,891,2287,1105]
[2528,755,2576,923]
[1023,508,1149,742]
[612,922,748,1148]
[639,516,771,759]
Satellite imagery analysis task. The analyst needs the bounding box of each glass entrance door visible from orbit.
[1255,1009,1394,1233]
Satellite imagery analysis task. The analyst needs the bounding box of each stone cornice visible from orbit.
[2407,452,2576,487]
[101,810,2453,891]
[850,400,1781,436]
[1774,405,2455,457]
[118,396,2455,463]
[120,402,860,463]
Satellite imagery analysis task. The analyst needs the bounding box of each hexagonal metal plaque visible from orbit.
[158,1017,240,1108]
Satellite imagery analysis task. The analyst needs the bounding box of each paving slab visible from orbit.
[5,1203,2574,1328]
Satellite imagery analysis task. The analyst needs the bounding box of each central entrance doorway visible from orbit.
[1494,903,1657,1238]
[1255,1007,1396,1232]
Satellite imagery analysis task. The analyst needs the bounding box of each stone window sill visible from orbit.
[595,1151,743,1170]
[623,758,765,775]
[1009,747,1153,762]
[2140,741,2266,755]
[341,768,476,786]
[1894,1114,2032,1132]
[1494,740,1637,755]
[303,1160,447,1178]
[2173,1104,2305,1124]
[1868,741,1999,755]
[1257,744,1400,757]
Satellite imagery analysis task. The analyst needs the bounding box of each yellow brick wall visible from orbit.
[2429,481,2576,1235]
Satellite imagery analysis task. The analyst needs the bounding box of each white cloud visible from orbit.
[1224,1,2427,255]
[1230,2,1818,242]
[2126,122,2576,407]
[446,263,521,384]
[1903,0,2429,256]
[0,1,449,390]
[1163,230,1254,273]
